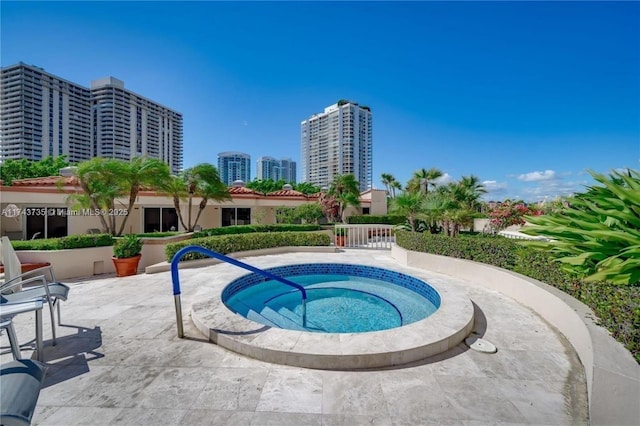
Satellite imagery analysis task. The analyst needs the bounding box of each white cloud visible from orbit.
[434,173,453,185]
[517,170,556,182]
[481,180,508,199]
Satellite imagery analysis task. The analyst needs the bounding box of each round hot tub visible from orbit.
[190,259,474,369]
[222,264,441,333]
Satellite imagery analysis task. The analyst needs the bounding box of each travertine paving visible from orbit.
[1,250,588,425]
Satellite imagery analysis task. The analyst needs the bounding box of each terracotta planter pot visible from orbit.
[112,254,142,277]
[335,236,346,247]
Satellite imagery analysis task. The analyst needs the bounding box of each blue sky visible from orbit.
[2,1,638,201]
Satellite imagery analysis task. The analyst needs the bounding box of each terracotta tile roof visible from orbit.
[227,186,259,195]
[267,189,306,197]
[10,176,79,186]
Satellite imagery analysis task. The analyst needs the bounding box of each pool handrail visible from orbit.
[170,245,307,337]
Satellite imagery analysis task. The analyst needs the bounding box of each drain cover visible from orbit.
[465,336,497,353]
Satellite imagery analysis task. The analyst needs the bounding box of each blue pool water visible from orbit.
[222,264,440,333]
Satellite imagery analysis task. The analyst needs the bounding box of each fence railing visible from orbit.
[334,224,395,250]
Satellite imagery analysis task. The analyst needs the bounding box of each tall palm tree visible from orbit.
[116,157,171,235]
[71,157,127,235]
[328,174,361,222]
[381,173,394,195]
[390,180,402,198]
[165,163,231,232]
[407,168,443,194]
[458,174,487,212]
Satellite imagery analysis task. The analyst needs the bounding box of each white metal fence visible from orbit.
[334,224,395,250]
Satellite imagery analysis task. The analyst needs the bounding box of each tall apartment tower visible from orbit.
[256,156,297,183]
[300,100,372,191]
[0,63,183,174]
[0,63,92,163]
[91,77,183,175]
[218,151,251,186]
[279,158,297,184]
[256,156,279,181]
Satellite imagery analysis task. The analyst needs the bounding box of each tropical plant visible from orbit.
[112,234,143,258]
[68,157,171,236]
[319,193,340,223]
[521,168,640,284]
[389,192,425,232]
[335,227,348,237]
[294,203,324,224]
[489,201,541,232]
[406,167,443,194]
[328,174,361,222]
[0,155,70,185]
[164,163,230,232]
[246,178,287,195]
[381,173,402,198]
[294,182,322,195]
[275,206,297,224]
[458,175,487,211]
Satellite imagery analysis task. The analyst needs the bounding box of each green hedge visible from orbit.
[12,233,114,250]
[396,231,518,270]
[347,215,406,225]
[166,231,331,262]
[192,224,320,239]
[395,230,640,364]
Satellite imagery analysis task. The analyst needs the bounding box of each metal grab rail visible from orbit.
[170,245,307,338]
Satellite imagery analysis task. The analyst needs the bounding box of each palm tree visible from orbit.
[328,174,361,222]
[390,180,402,198]
[71,157,127,235]
[116,157,171,235]
[381,173,402,198]
[390,192,425,232]
[165,163,230,232]
[407,168,443,194]
[381,173,394,195]
[458,175,487,212]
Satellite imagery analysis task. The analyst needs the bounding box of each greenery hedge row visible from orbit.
[395,230,640,364]
[12,234,114,251]
[192,224,320,239]
[346,215,406,225]
[166,231,331,262]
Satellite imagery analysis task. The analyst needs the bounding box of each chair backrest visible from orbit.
[1,236,22,285]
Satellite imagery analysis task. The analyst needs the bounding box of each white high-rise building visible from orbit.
[91,77,183,175]
[218,151,251,185]
[300,100,372,191]
[0,63,183,174]
[256,156,297,183]
[0,63,92,164]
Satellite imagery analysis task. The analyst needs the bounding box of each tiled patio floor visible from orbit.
[1,250,588,425]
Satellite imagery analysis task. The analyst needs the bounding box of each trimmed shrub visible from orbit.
[347,215,406,225]
[395,231,518,270]
[395,230,640,364]
[166,231,331,262]
[191,224,320,239]
[12,234,114,250]
[135,231,181,238]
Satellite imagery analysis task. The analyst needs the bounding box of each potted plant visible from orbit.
[335,227,348,247]
[112,234,143,277]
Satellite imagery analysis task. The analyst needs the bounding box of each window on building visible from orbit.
[221,208,251,227]
[362,207,370,215]
[144,207,178,233]
[25,207,68,239]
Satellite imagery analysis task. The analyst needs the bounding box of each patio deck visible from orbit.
[1,250,588,425]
